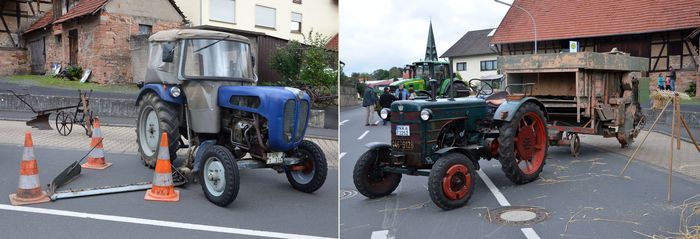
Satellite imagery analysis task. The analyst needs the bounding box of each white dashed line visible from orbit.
[0,204,333,239]
[374,120,381,125]
[357,130,370,140]
[477,170,541,239]
[370,230,393,239]
[339,152,347,160]
[339,120,349,126]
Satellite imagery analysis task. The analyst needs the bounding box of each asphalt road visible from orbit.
[0,145,338,239]
[339,106,700,239]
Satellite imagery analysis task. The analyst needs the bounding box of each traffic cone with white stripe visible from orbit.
[9,132,50,206]
[145,132,180,202]
[82,117,112,170]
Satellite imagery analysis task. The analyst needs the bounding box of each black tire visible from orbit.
[136,92,180,168]
[285,140,328,193]
[199,145,240,207]
[497,102,548,184]
[353,148,401,198]
[428,153,476,210]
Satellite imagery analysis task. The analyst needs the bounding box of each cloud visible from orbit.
[340,0,510,74]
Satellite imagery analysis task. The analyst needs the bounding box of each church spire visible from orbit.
[424,20,438,62]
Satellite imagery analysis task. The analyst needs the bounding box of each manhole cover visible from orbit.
[340,189,358,200]
[483,206,549,227]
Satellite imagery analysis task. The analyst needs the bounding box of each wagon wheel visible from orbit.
[566,132,581,157]
[55,111,74,136]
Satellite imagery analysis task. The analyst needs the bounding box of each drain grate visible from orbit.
[340,189,358,200]
[483,206,549,227]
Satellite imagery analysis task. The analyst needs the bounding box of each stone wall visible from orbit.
[0,48,30,76]
[339,85,360,107]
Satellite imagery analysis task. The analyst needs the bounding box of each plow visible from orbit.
[8,89,94,137]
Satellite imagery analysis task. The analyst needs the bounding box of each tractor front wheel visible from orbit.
[497,102,548,184]
[285,140,328,193]
[136,92,180,168]
[353,148,401,198]
[428,153,476,210]
[199,145,240,207]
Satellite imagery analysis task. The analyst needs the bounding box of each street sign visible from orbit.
[569,41,579,53]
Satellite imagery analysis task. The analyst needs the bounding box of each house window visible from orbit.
[456,62,466,71]
[293,0,302,4]
[480,60,497,71]
[291,12,302,33]
[138,24,152,35]
[55,34,61,44]
[210,0,235,23]
[255,5,276,29]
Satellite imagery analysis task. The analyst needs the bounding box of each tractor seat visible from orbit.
[485,91,509,107]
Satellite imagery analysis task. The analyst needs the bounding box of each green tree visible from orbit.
[372,69,390,81]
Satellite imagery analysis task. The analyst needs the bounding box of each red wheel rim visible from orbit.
[442,164,471,200]
[301,156,314,174]
[514,112,546,175]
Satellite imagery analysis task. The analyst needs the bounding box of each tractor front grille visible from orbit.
[283,99,310,143]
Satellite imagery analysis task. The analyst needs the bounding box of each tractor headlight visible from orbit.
[380,108,390,120]
[169,86,181,98]
[420,109,432,121]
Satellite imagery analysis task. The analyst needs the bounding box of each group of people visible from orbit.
[657,66,677,91]
[362,84,417,126]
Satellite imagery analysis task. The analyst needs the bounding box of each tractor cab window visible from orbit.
[181,39,252,80]
[434,64,446,79]
[416,65,429,79]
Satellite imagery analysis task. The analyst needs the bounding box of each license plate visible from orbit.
[395,125,410,136]
[266,152,284,165]
[392,139,414,150]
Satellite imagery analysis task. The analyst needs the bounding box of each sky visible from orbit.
[340,0,511,74]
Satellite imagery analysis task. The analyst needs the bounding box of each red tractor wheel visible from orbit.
[428,153,476,210]
[497,102,548,184]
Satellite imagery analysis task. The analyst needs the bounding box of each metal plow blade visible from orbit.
[48,160,82,196]
[26,113,52,130]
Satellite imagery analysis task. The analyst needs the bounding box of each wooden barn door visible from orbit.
[28,37,45,74]
[69,29,78,65]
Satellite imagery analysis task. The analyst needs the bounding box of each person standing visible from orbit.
[665,76,671,91]
[394,84,408,100]
[362,84,378,126]
[657,73,665,90]
[408,87,417,100]
[378,87,396,125]
[669,66,676,91]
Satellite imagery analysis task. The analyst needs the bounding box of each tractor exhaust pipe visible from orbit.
[429,79,438,101]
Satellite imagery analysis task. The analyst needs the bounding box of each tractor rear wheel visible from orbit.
[353,148,401,198]
[497,102,548,184]
[136,92,180,168]
[428,153,476,210]
[285,140,328,193]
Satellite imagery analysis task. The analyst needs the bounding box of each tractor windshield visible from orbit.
[181,39,253,80]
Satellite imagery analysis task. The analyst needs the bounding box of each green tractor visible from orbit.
[389,61,469,98]
[357,80,548,210]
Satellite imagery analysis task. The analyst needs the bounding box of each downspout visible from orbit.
[200,0,203,26]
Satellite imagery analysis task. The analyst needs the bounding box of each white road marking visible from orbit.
[521,228,541,239]
[477,170,541,239]
[339,120,349,126]
[476,170,510,206]
[374,120,381,125]
[339,152,347,160]
[370,230,393,239]
[357,130,370,140]
[0,204,333,239]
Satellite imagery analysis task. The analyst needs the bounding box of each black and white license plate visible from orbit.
[395,125,410,136]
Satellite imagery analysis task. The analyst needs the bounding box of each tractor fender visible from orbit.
[433,147,480,170]
[493,97,547,122]
[364,142,391,151]
[135,84,185,106]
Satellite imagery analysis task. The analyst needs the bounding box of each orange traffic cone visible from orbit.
[145,132,180,202]
[82,117,112,170]
[9,132,50,206]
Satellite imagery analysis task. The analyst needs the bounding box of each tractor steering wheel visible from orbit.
[467,79,494,98]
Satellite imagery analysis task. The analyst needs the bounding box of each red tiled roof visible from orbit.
[326,33,338,51]
[491,0,700,44]
[53,0,110,24]
[24,10,53,34]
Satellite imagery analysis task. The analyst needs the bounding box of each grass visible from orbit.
[4,75,139,94]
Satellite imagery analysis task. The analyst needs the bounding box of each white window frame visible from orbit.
[255,5,276,29]
[209,0,236,23]
[291,12,302,33]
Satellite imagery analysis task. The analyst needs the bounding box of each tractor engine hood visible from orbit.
[390,97,487,114]
[218,86,311,152]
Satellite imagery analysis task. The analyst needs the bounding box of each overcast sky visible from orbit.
[340,0,511,74]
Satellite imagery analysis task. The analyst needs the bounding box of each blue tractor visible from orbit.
[135,29,327,206]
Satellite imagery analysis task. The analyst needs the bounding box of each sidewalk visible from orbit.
[0,120,338,168]
[580,130,700,181]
